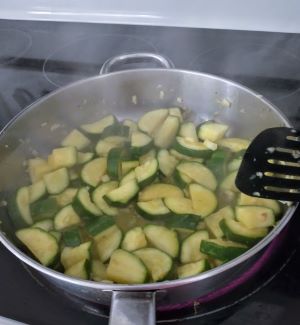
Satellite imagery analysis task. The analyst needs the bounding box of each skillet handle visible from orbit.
[100,52,174,74]
[109,291,156,325]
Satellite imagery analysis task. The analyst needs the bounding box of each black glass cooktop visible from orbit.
[1,19,300,325]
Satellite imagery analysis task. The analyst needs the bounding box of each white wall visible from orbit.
[1,0,300,33]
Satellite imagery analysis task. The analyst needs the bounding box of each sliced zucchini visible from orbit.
[81,114,117,135]
[176,162,217,191]
[204,206,234,238]
[164,197,201,217]
[61,241,91,269]
[61,129,91,150]
[77,152,94,164]
[28,158,52,183]
[220,171,239,192]
[81,158,107,187]
[91,259,107,281]
[200,239,247,261]
[138,108,169,135]
[139,149,157,165]
[121,160,139,176]
[189,183,218,218]
[28,180,46,203]
[49,230,61,242]
[131,131,153,157]
[9,187,32,227]
[32,219,53,231]
[73,187,101,219]
[157,149,178,177]
[217,138,250,152]
[173,169,192,188]
[169,149,204,162]
[135,158,158,188]
[237,193,281,215]
[107,249,148,284]
[54,204,81,230]
[177,259,210,279]
[144,224,179,258]
[92,181,119,216]
[235,206,275,229]
[220,218,268,246]
[136,199,171,220]
[179,122,198,141]
[16,228,58,266]
[169,107,183,122]
[154,115,180,149]
[134,248,173,282]
[123,119,138,136]
[95,136,127,157]
[31,197,60,221]
[206,149,231,179]
[197,122,229,142]
[64,259,90,280]
[48,147,77,169]
[228,157,242,172]
[43,168,69,194]
[107,148,123,180]
[104,179,139,207]
[62,227,82,247]
[94,225,122,262]
[119,169,136,186]
[138,183,183,202]
[86,215,115,237]
[55,188,78,206]
[165,215,199,231]
[121,227,147,252]
[180,230,209,263]
[173,137,212,158]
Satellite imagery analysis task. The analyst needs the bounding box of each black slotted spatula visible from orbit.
[235,127,300,201]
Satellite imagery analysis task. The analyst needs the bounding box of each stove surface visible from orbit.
[0,19,300,325]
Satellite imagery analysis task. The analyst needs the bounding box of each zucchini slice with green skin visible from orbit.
[32,219,54,231]
[177,259,210,279]
[189,183,218,218]
[121,227,147,252]
[134,248,173,282]
[123,119,138,136]
[54,204,81,230]
[220,171,239,193]
[104,179,139,207]
[144,224,179,258]
[237,193,281,215]
[165,215,199,231]
[154,115,180,149]
[28,180,46,203]
[138,108,169,135]
[43,168,70,194]
[130,131,153,157]
[55,188,78,206]
[28,158,52,183]
[164,197,201,217]
[135,158,158,188]
[107,249,148,284]
[169,149,204,163]
[80,114,118,135]
[48,147,77,170]
[50,230,61,242]
[61,129,91,150]
[64,259,90,280]
[204,206,234,238]
[91,259,107,282]
[16,228,58,266]
[121,160,139,176]
[220,218,268,246]
[31,197,60,221]
[119,169,136,186]
[200,239,247,261]
[9,187,32,228]
[81,158,107,187]
[157,149,178,177]
[77,152,94,165]
[180,230,209,263]
[205,149,231,180]
[92,181,119,216]
[95,136,128,157]
[136,199,171,220]
[102,124,129,138]
[235,206,275,229]
[139,149,156,165]
[217,138,250,152]
[73,187,102,219]
[197,122,229,142]
[61,241,92,269]
[86,215,115,237]
[179,122,198,141]
[173,169,192,188]
[62,227,82,247]
[107,147,123,180]
[173,137,212,158]
[227,157,242,172]
[94,225,122,262]
[138,183,183,202]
